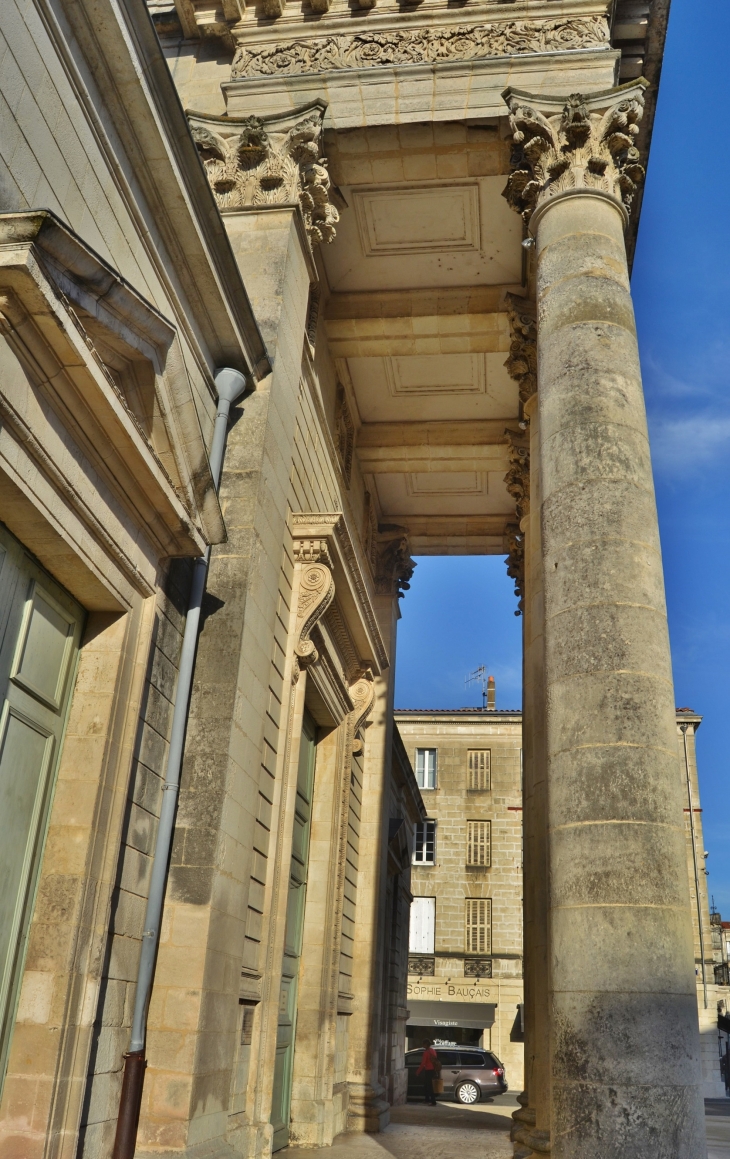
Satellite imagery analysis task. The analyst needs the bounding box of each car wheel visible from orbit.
[455,1081,480,1105]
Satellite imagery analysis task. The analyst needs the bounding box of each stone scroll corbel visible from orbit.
[349,670,375,755]
[292,539,336,683]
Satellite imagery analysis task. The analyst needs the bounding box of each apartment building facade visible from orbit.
[395,706,524,1090]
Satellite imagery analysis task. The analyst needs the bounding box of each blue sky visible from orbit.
[395,0,730,911]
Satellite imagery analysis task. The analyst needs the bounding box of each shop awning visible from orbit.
[407,1000,496,1030]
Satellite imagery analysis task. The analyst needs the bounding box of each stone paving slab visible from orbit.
[281,1097,516,1159]
[708,1118,730,1158]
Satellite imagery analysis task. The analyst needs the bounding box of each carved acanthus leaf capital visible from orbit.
[503,522,525,616]
[293,560,335,682]
[504,294,537,405]
[374,527,416,598]
[188,103,339,247]
[349,669,375,754]
[502,81,648,227]
[503,426,530,525]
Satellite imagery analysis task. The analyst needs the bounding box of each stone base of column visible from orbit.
[346,1083,390,1132]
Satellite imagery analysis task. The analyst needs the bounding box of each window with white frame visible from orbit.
[465,898,492,954]
[467,749,491,790]
[413,820,436,865]
[409,896,436,953]
[415,748,437,789]
[466,820,491,867]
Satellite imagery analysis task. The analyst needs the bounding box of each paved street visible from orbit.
[284,1096,730,1159]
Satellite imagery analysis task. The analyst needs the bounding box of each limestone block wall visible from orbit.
[76,565,190,1158]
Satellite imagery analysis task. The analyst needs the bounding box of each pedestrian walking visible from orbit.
[416,1040,440,1105]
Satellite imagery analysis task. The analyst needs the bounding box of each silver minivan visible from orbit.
[405,1047,507,1104]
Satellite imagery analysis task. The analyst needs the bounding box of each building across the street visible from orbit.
[396,700,730,1102]
[395,700,525,1090]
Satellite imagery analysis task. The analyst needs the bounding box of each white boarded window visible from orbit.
[465,898,491,954]
[415,748,437,790]
[409,896,436,953]
[467,749,490,790]
[413,820,436,865]
[466,820,491,867]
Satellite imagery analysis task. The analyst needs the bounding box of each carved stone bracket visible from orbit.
[504,294,537,406]
[349,670,375,754]
[230,16,609,78]
[187,102,339,248]
[292,539,336,682]
[502,81,648,227]
[374,526,416,598]
[504,426,530,525]
[504,522,525,616]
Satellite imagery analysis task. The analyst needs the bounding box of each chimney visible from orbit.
[487,675,496,711]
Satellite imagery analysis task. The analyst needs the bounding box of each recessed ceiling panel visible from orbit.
[348,352,518,422]
[406,472,487,496]
[323,176,522,291]
[354,185,481,256]
[374,471,512,517]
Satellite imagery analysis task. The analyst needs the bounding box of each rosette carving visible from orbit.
[502,82,648,226]
[188,104,339,247]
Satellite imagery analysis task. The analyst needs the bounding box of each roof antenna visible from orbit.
[465,667,495,709]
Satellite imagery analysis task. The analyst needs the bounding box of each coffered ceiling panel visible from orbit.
[374,470,512,517]
[354,185,481,256]
[347,352,517,422]
[323,176,521,292]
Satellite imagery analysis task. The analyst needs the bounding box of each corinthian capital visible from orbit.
[188,101,339,247]
[502,81,648,227]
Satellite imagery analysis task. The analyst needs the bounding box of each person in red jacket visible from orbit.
[416,1040,439,1105]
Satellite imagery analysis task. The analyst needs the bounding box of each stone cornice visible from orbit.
[230,12,610,77]
[42,0,269,381]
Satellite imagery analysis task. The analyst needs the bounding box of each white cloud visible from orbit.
[649,411,730,477]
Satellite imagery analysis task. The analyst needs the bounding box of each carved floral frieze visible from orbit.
[230,16,609,78]
[188,105,339,246]
[503,83,647,226]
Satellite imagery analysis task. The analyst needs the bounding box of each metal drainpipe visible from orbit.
[680,722,708,1010]
[112,367,248,1159]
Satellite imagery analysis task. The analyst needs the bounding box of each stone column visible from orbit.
[506,377,551,1159]
[504,84,705,1157]
[347,533,414,1131]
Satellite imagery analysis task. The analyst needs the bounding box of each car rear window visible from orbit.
[459,1051,487,1066]
[436,1050,459,1065]
[406,1051,423,1066]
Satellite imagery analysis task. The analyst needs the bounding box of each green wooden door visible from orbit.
[270,711,317,1151]
[0,524,83,1093]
